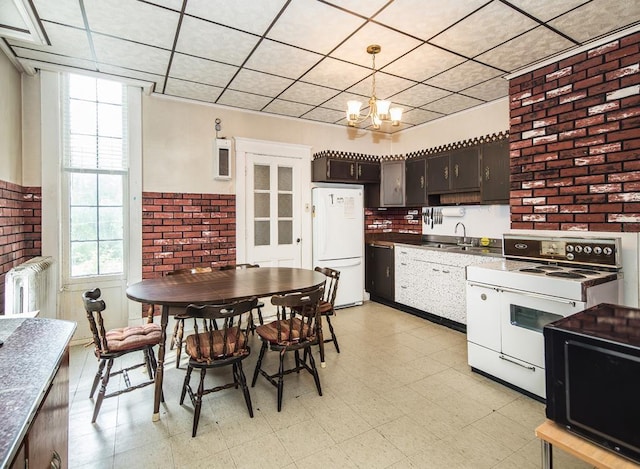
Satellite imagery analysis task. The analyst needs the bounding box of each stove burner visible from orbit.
[546,271,586,279]
[570,269,600,276]
[520,268,546,274]
[537,265,563,271]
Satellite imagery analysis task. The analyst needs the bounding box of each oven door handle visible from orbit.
[499,354,536,372]
[467,282,576,306]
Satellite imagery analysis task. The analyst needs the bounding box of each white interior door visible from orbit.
[246,153,303,267]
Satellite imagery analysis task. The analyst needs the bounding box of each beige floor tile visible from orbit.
[276,419,335,461]
[113,439,174,468]
[292,444,359,468]
[338,428,406,469]
[376,415,439,457]
[230,432,293,469]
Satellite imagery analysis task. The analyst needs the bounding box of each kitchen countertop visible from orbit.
[0,317,76,468]
[367,237,503,257]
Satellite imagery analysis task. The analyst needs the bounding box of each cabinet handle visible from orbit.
[386,266,391,278]
[444,166,448,180]
[358,165,362,177]
[350,163,354,177]
[50,450,62,469]
[420,175,424,188]
[454,163,459,178]
[485,166,490,181]
[442,270,450,274]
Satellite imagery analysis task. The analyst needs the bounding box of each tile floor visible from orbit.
[68,301,592,468]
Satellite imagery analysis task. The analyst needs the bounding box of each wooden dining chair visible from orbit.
[176,297,258,437]
[220,263,265,329]
[82,288,163,423]
[313,266,341,367]
[251,285,324,411]
[167,266,214,368]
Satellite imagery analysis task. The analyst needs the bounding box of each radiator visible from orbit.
[4,256,56,318]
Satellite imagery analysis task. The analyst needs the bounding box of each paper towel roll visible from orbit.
[441,207,465,217]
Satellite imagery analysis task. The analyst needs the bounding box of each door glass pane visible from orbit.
[71,241,98,276]
[278,220,292,245]
[254,220,270,246]
[510,305,563,333]
[255,165,270,190]
[278,166,292,191]
[278,193,292,217]
[254,193,270,217]
[99,207,123,239]
[70,207,97,241]
[99,240,123,274]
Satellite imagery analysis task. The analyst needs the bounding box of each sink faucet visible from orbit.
[455,222,469,245]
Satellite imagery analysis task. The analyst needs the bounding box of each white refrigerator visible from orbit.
[312,185,364,308]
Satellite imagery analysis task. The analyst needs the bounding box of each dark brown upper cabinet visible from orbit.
[405,157,428,206]
[312,157,380,183]
[481,139,510,204]
[427,147,480,194]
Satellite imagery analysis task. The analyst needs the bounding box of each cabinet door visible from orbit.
[356,161,380,182]
[450,147,480,191]
[328,159,356,181]
[481,140,510,203]
[405,158,427,206]
[427,153,450,194]
[374,245,395,301]
[381,160,405,206]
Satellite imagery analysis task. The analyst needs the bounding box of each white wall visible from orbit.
[422,204,510,241]
[0,51,22,184]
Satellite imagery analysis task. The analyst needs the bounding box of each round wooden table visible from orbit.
[126,267,326,421]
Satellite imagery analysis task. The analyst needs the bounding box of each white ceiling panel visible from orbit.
[244,39,323,79]
[186,0,287,35]
[169,53,238,88]
[84,0,179,49]
[266,0,365,54]
[176,15,260,65]
[430,1,540,57]
[1,0,637,133]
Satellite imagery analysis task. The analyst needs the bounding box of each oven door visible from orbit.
[500,288,586,368]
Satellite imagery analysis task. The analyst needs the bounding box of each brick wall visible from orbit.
[142,192,236,279]
[0,180,42,312]
[365,207,422,234]
[509,31,640,231]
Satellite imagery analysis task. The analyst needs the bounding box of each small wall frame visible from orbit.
[213,138,232,180]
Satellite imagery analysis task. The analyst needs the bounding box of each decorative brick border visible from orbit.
[365,207,422,235]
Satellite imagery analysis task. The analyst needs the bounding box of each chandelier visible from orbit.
[346,44,402,129]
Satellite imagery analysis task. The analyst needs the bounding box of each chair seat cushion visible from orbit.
[106,323,162,352]
[255,318,313,344]
[185,327,248,362]
[318,300,333,315]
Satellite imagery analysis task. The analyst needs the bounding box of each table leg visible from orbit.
[153,304,169,421]
[541,440,553,469]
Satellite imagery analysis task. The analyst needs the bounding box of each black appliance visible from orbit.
[544,303,640,464]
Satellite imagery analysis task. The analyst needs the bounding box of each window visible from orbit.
[63,74,128,277]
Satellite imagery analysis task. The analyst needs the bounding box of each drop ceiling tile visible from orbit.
[141,0,183,10]
[93,34,171,75]
[176,15,259,66]
[14,47,97,71]
[228,69,293,97]
[8,22,93,60]
[278,82,339,106]
[390,84,451,107]
[164,78,223,102]
[84,0,179,49]
[400,108,442,125]
[263,99,313,117]
[476,26,574,72]
[423,94,484,114]
[303,107,345,123]
[186,0,287,35]
[322,0,392,18]
[462,77,508,102]
[98,64,166,91]
[381,43,466,82]
[373,0,488,41]
[430,1,539,57]
[1,1,30,30]
[425,61,502,92]
[266,0,366,54]
[244,39,323,79]
[32,0,85,28]
[330,22,422,68]
[302,57,370,90]
[322,91,369,112]
[217,89,273,111]
[507,0,588,22]
[169,53,238,88]
[548,0,640,43]
[347,72,415,100]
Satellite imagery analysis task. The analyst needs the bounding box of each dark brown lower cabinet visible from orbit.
[10,350,69,469]
[365,243,395,302]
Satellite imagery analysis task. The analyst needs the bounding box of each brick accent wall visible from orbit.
[365,207,422,234]
[0,180,42,313]
[142,192,236,279]
[509,31,640,232]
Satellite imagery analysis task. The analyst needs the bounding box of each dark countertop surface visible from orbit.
[0,317,76,468]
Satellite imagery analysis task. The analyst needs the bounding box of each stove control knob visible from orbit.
[594,246,603,255]
[567,253,575,261]
[584,246,592,254]
[566,245,574,253]
[603,247,613,256]
[574,245,583,253]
